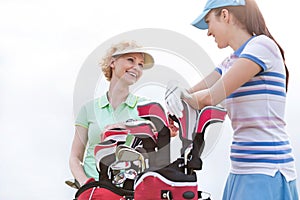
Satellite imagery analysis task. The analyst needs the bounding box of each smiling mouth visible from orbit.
[127,72,137,78]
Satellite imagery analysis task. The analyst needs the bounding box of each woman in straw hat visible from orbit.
[69,40,156,187]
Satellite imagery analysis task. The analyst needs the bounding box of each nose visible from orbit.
[132,63,143,78]
[131,60,144,71]
[207,29,212,37]
[132,62,142,70]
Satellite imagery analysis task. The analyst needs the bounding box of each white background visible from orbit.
[0,0,299,199]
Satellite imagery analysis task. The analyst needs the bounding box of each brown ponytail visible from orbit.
[244,0,289,92]
[213,0,289,91]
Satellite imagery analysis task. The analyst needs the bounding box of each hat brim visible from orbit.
[191,9,210,30]
[112,48,154,70]
[191,0,246,30]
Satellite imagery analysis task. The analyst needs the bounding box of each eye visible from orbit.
[127,58,134,62]
[138,63,144,68]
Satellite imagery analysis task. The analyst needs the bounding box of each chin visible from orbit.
[217,44,226,49]
[124,75,139,85]
[127,79,138,85]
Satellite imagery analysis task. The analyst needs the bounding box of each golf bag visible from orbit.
[134,101,227,200]
[74,101,171,200]
[73,101,227,200]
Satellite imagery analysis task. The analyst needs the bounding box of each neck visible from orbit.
[229,28,252,51]
[108,78,130,109]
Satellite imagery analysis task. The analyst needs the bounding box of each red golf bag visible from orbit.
[74,101,226,200]
[74,101,171,200]
[134,102,227,200]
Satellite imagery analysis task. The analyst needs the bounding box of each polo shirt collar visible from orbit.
[234,35,256,57]
[98,92,138,108]
[125,93,138,108]
[99,94,109,108]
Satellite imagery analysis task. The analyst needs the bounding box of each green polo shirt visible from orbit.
[75,93,149,179]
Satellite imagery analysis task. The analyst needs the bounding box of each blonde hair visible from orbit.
[100,41,142,81]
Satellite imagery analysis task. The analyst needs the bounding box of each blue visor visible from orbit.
[191,0,246,30]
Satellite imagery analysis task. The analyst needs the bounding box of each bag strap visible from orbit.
[74,181,99,199]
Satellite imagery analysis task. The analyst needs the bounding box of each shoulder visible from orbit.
[136,95,151,102]
[126,93,165,111]
[135,94,162,106]
[133,94,164,109]
[241,35,282,64]
[79,95,105,110]
[247,35,278,51]
[126,93,152,103]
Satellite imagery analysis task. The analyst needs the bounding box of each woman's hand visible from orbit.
[165,80,192,118]
[168,115,179,137]
[104,122,126,130]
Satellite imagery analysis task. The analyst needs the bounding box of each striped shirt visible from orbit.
[216,35,296,181]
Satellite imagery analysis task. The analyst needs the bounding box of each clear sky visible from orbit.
[0,0,299,199]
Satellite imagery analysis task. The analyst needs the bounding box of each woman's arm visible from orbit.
[188,70,221,93]
[186,58,262,110]
[69,125,89,186]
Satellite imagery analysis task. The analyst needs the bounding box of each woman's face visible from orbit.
[111,53,144,85]
[205,9,230,49]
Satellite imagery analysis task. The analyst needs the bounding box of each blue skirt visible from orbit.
[222,171,298,200]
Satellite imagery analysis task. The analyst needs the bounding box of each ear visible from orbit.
[109,58,116,69]
[221,9,230,23]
